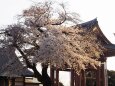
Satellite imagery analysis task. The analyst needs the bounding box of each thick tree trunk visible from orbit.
[42,64,52,86]
[14,44,52,86]
[29,63,52,86]
[32,63,52,86]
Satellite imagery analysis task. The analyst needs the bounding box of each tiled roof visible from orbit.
[80,18,115,58]
[0,47,33,77]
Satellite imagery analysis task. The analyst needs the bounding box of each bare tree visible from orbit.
[0,1,104,86]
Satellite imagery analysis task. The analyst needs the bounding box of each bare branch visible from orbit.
[13,44,33,69]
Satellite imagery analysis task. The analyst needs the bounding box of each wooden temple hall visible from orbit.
[0,19,115,86]
[50,19,115,86]
[0,47,43,86]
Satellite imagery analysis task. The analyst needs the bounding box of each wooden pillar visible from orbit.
[101,63,106,86]
[5,77,9,86]
[75,72,82,86]
[81,70,86,86]
[50,66,55,86]
[23,77,25,86]
[75,73,80,86]
[71,69,74,86]
[91,80,94,86]
[96,67,100,86]
[11,78,15,86]
[55,69,59,86]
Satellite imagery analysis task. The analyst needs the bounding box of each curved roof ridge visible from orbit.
[78,18,111,44]
[80,18,98,29]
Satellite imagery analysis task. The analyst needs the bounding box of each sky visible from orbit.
[0,0,115,85]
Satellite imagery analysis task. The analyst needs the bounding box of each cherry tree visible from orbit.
[0,1,104,86]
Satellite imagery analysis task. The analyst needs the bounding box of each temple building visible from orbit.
[50,19,115,86]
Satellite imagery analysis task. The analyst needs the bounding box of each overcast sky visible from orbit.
[0,0,115,76]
